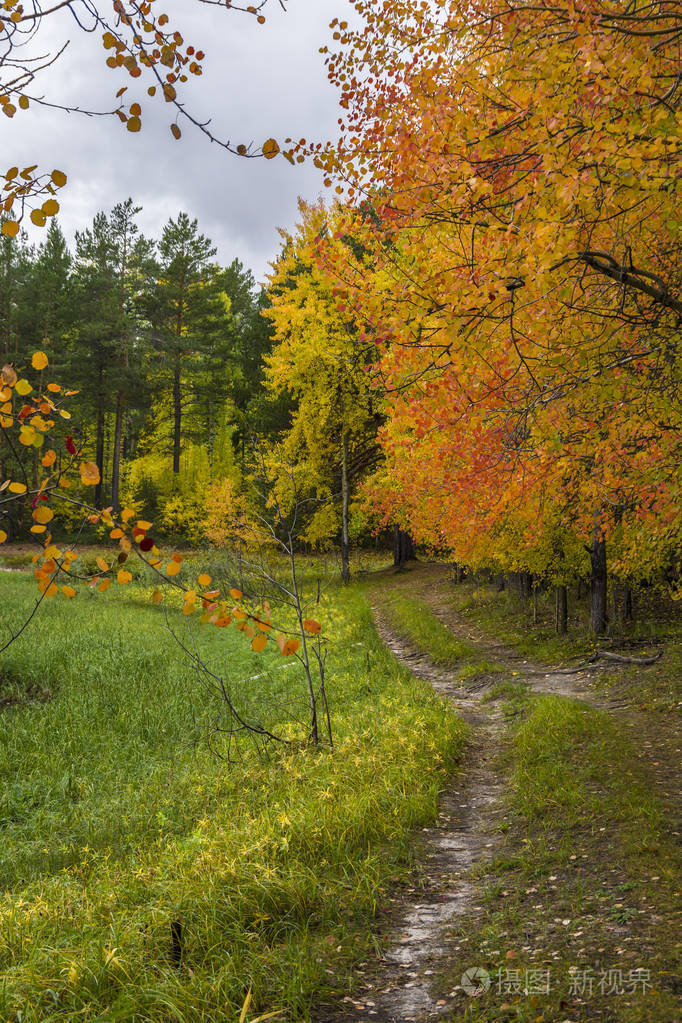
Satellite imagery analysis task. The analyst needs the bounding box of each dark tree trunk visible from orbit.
[393,526,416,567]
[589,532,608,634]
[95,400,105,508]
[173,357,181,475]
[340,432,350,583]
[111,392,124,514]
[623,585,633,622]
[555,584,568,634]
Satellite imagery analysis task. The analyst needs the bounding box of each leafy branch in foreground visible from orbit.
[1,0,290,234]
[0,348,329,749]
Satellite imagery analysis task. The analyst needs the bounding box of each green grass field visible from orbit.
[0,565,466,1022]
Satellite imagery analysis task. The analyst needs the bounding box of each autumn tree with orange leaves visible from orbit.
[314,0,682,631]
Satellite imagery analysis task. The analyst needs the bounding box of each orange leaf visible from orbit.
[251,633,268,653]
[166,561,180,576]
[61,585,77,599]
[303,619,322,635]
[229,587,243,600]
[96,557,109,572]
[98,578,111,593]
[80,461,101,486]
[117,569,132,585]
[198,573,211,586]
[42,449,56,467]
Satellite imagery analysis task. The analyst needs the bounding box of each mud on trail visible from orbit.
[315,564,678,1023]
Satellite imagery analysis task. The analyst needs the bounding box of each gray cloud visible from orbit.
[6,0,349,282]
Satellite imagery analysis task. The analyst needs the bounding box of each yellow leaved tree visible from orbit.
[263,199,382,582]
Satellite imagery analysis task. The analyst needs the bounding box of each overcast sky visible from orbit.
[6,0,351,284]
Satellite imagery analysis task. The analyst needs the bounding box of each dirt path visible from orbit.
[318,571,604,1023]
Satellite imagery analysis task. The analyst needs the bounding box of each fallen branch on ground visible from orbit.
[586,650,662,666]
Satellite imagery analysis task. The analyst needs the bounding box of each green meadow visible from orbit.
[0,565,466,1022]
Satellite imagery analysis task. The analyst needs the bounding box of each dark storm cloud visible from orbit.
[6,0,349,281]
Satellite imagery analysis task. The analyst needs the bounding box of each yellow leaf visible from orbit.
[30,209,47,227]
[15,378,32,395]
[166,561,180,576]
[33,506,54,524]
[117,569,132,585]
[182,603,195,615]
[51,170,67,187]
[198,573,211,586]
[251,633,268,653]
[8,481,27,494]
[121,507,135,522]
[96,557,109,572]
[42,198,59,217]
[263,138,280,159]
[127,116,142,132]
[171,123,181,140]
[151,589,163,604]
[19,426,36,445]
[80,461,100,486]
[136,519,152,531]
[1,221,19,237]
[31,351,49,371]
[61,585,77,599]
[0,530,6,543]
